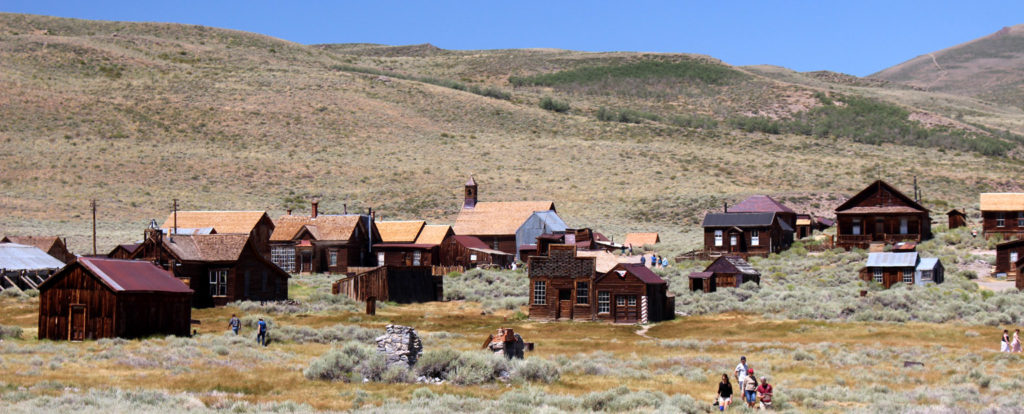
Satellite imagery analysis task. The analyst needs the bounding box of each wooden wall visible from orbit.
[982,211,1024,239]
[859,267,915,289]
[995,242,1024,276]
[703,225,779,257]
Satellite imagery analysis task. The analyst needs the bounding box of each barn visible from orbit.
[1,236,74,264]
[688,255,761,292]
[0,242,66,291]
[37,257,192,340]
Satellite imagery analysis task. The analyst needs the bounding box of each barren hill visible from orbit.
[871,24,1024,108]
[1,13,1024,254]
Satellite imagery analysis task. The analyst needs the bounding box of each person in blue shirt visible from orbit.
[640,256,646,266]
[256,318,268,346]
[228,314,240,335]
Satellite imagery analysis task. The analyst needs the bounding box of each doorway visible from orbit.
[557,289,572,319]
[69,305,86,341]
[614,295,638,323]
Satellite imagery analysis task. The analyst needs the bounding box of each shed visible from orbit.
[332,266,442,303]
[1,236,74,264]
[915,258,944,286]
[37,257,192,340]
[690,255,761,292]
[860,252,919,288]
[946,209,967,230]
[515,211,567,261]
[0,242,66,291]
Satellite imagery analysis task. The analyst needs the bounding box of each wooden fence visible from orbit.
[432,265,464,276]
[332,266,443,303]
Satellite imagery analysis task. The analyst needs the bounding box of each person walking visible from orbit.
[640,255,646,266]
[716,373,733,411]
[1013,329,1022,353]
[661,256,669,268]
[734,356,749,385]
[256,317,268,346]
[228,314,241,335]
[1002,329,1011,353]
[650,254,657,268]
[741,369,759,408]
[756,376,773,409]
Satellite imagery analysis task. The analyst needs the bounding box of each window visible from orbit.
[899,218,908,235]
[627,296,637,306]
[873,268,883,283]
[209,269,228,297]
[852,218,862,235]
[730,235,738,247]
[470,254,478,261]
[329,250,338,267]
[903,269,914,283]
[921,270,933,282]
[533,281,546,305]
[493,239,500,250]
[1019,212,1024,227]
[616,296,625,306]
[413,251,422,266]
[271,246,295,272]
[997,212,1006,227]
[377,251,385,265]
[714,230,723,247]
[1012,252,1019,264]
[598,291,610,313]
[576,281,589,305]
[751,230,760,246]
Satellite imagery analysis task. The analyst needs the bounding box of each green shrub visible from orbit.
[0,324,23,340]
[729,116,780,134]
[510,59,742,87]
[448,351,510,385]
[511,358,560,383]
[539,96,570,113]
[303,342,375,382]
[415,349,460,379]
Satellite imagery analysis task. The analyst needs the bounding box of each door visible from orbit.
[557,289,572,319]
[614,295,638,323]
[874,219,885,240]
[300,251,313,273]
[69,305,86,341]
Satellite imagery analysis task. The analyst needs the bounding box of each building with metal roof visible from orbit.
[0,243,66,291]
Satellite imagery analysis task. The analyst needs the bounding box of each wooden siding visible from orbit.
[995,242,1024,278]
[332,266,440,303]
[859,267,916,289]
[836,213,930,250]
[981,211,1024,240]
[438,237,510,268]
[703,224,782,257]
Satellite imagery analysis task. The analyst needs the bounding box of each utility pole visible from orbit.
[172,199,179,242]
[91,199,97,256]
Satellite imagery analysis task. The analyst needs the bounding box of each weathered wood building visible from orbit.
[159,211,275,259]
[453,177,556,256]
[980,193,1024,240]
[0,242,66,291]
[131,230,288,307]
[594,263,673,323]
[859,252,944,288]
[439,235,512,268]
[1,236,74,264]
[835,180,931,250]
[947,209,968,230]
[37,257,192,340]
[373,221,453,267]
[515,211,567,260]
[270,203,380,273]
[728,195,798,232]
[795,214,833,239]
[995,239,1024,279]
[702,212,793,258]
[332,266,442,303]
[688,255,761,293]
[107,243,141,260]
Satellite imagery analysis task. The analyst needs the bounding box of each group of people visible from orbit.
[228,314,269,346]
[639,253,669,268]
[1001,329,1022,353]
[716,356,772,410]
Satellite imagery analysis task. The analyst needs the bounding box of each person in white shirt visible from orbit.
[734,356,749,384]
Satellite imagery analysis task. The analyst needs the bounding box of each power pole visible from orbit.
[172,199,179,242]
[91,199,97,256]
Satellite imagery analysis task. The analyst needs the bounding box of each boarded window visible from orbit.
[598,291,610,313]
[209,269,228,297]
[576,281,589,305]
[271,246,295,272]
[533,281,546,305]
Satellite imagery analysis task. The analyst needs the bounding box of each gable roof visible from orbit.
[729,195,796,214]
[866,252,919,267]
[706,255,760,276]
[452,235,511,256]
[1,236,62,252]
[0,243,65,271]
[376,221,425,243]
[624,232,660,247]
[454,201,555,236]
[271,215,364,241]
[161,211,270,234]
[611,263,667,285]
[946,209,967,216]
[40,257,191,293]
[702,213,778,228]
[162,234,251,262]
[415,225,452,245]
[980,193,1024,212]
[109,243,141,255]
[996,238,1024,250]
[916,257,940,271]
[835,180,928,214]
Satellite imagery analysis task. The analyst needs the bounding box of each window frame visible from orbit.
[899,218,909,235]
[575,281,589,305]
[533,281,546,305]
[209,269,228,297]
[872,268,883,283]
[627,296,637,306]
[997,212,1006,227]
[413,250,422,266]
[1018,212,1024,227]
[714,230,723,247]
[1011,252,1019,264]
[329,249,338,267]
[903,269,914,284]
[598,291,610,314]
[751,230,760,246]
[271,245,296,273]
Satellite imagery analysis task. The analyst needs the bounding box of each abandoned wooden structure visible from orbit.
[270,202,380,273]
[688,255,761,293]
[331,266,442,303]
[533,228,616,257]
[515,211,567,260]
[1,236,74,264]
[0,242,66,291]
[373,222,453,267]
[439,235,512,268]
[795,214,833,239]
[453,176,556,256]
[37,257,192,340]
[131,230,288,307]
[160,211,275,259]
[107,243,141,260]
[835,180,932,250]
[947,209,968,230]
[593,263,674,323]
[994,239,1024,280]
[859,252,944,288]
[979,193,1024,240]
[701,212,793,258]
[728,195,798,233]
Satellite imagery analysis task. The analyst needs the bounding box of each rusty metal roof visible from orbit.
[41,257,192,294]
[0,243,65,271]
[615,263,666,285]
[703,212,777,228]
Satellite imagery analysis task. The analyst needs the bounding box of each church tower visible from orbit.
[464,176,478,209]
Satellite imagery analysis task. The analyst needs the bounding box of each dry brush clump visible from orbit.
[443,268,528,311]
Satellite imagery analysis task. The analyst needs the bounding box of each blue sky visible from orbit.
[2,1,1021,76]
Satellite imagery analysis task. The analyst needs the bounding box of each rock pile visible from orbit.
[375,324,422,367]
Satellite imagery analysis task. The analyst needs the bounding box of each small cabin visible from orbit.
[527,245,596,321]
[835,180,931,250]
[37,257,192,340]
[593,263,673,323]
[980,193,1024,240]
[859,252,943,288]
[947,209,968,230]
[688,255,761,292]
[702,212,793,258]
[373,222,452,267]
[995,239,1024,280]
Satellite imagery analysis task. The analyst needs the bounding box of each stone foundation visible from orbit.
[375,324,422,367]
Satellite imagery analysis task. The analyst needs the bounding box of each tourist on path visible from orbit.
[756,376,773,409]
[256,317,268,346]
[1013,329,1022,353]
[716,373,733,410]
[734,356,749,384]
[741,369,759,408]
[1002,329,1010,352]
[228,314,241,335]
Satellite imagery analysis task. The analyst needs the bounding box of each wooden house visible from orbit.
[835,180,931,250]
[728,195,798,232]
[439,235,512,268]
[527,245,596,321]
[332,266,442,303]
[593,263,673,323]
[37,257,192,340]
[947,209,968,230]
[131,230,288,307]
[515,211,567,260]
[702,212,793,257]
[269,203,380,273]
[859,252,943,288]
[688,255,761,292]
[980,193,1024,240]
[159,211,275,259]
[994,239,1024,279]
[624,232,660,249]
[107,243,141,260]
[1,236,74,264]
[534,228,613,257]
[453,177,556,255]
[795,214,832,239]
[373,222,453,267]
[0,242,66,291]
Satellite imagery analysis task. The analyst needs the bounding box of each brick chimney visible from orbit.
[311,200,319,218]
[286,208,292,215]
[723,202,728,213]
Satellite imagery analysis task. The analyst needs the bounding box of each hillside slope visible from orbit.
[1,13,1024,254]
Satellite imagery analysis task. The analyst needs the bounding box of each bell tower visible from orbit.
[464,176,478,209]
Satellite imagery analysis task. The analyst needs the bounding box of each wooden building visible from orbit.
[835,180,931,250]
[453,176,556,255]
[107,243,141,260]
[0,242,66,291]
[688,255,761,292]
[527,245,596,321]
[593,263,673,323]
[994,239,1024,279]
[373,221,453,267]
[332,266,442,303]
[859,252,943,288]
[1,236,74,264]
[947,209,968,230]
[37,257,192,340]
[702,212,793,258]
[980,193,1024,240]
[795,215,832,239]
[131,230,288,307]
[160,211,275,259]
[515,211,567,260]
[534,228,615,257]
[728,195,798,232]
[270,202,380,273]
[439,235,512,268]
[624,232,660,249]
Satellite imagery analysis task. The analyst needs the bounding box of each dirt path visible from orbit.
[977,279,1016,292]
[635,324,652,338]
